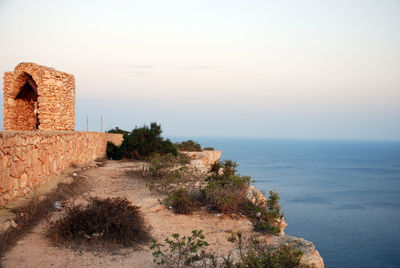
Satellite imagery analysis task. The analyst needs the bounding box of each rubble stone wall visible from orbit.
[3,62,75,131]
[0,131,123,205]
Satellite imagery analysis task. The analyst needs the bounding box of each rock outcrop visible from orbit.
[181,150,222,172]
[245,185,288,235]
[264,235,324,268]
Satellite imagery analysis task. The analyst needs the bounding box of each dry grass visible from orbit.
[0,176,86,258]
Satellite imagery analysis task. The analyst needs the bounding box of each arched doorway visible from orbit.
[13,73,39,130]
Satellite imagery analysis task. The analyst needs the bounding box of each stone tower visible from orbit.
[3,62,75,131]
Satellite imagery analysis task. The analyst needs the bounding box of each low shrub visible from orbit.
[106,141,123,160]
[148,153,180,178]
[205,174,250,213]
[47,197,151,248]
[176,140,202,152]
[205,160,250,213]
[0,177,85,256]
[247,191,284,235]
[203,147,215,151]
[151,231,309,268]
[150,230,211,267]
[164,188,198,215]
[227,232,308,268]
[147,153,190,178]
[142,153,203,195]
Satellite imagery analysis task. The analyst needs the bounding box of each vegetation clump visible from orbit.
[106,122,177,160]
[139,155,284,234]
[47,197,151,248]
[148,153,190,179]
[150,230,309,268]
[106,141,123,160]
[175,140,202,152]
[106,126,129,135]
[0,176,85,256]
[164,188,198,215]
[249,191,284,235]
[226,232,308,268]
[205,160,251,213]
[150,230,211,267]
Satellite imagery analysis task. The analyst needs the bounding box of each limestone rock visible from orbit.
[264,235,324,268]
[181,150,222,172]
[0,220,17,232]
[245,185,287,235]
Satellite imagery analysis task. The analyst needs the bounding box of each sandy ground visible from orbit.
[2,160,253,268]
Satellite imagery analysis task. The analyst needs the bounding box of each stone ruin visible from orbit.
[3,62,75,131]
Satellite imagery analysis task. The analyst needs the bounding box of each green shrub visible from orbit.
[205,160,250,213]
[251,191,283,235]
[121,122,177,159]
[244,191,283,235]
[105,123,178,160]
[228,233,307,268]
[145,155,205,195]
[47,197,151,248]
[151,231,309,268]
[150,230,210,267]
[106,141,123,160]
[175,140,202,152]
[106,127,129,135]
[203,147,214,151]
[149,153,179,178]
[164,188,197,215]
[205,174,250,213]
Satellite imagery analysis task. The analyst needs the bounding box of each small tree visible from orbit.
[121,122,177,159]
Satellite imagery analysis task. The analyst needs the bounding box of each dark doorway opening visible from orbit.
[14,74,40,130]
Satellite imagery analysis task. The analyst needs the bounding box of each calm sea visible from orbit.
[171,137,400,268]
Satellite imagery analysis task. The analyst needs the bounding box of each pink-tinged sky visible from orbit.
[0,0,399,140]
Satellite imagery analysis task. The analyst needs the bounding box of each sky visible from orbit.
[0,0,399,140]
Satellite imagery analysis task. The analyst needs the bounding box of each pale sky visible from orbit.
[0,0,399,140]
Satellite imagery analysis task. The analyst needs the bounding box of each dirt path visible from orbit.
[2,160,253,268]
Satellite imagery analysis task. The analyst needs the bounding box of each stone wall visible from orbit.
[3,62,75,131]
[0,131,123,205]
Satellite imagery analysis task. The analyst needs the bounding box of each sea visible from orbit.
[171,137,400,268]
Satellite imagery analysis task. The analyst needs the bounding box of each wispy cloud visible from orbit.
[180,65,213,70]
[129,65,155,69]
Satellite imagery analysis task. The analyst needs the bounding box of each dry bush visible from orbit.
[164,188,199,215]
[47,197,151,248]
[0,177,85,257]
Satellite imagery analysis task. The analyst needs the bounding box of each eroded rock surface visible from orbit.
[265,235,324,268]
[181,150,222,172]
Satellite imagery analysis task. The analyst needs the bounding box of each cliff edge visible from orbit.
[184,150,324,268]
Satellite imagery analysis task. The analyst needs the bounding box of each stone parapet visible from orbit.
[0,131,123,205]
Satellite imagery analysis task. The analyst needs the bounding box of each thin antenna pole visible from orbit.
[101,116,103,132]
[86,116,88,131]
